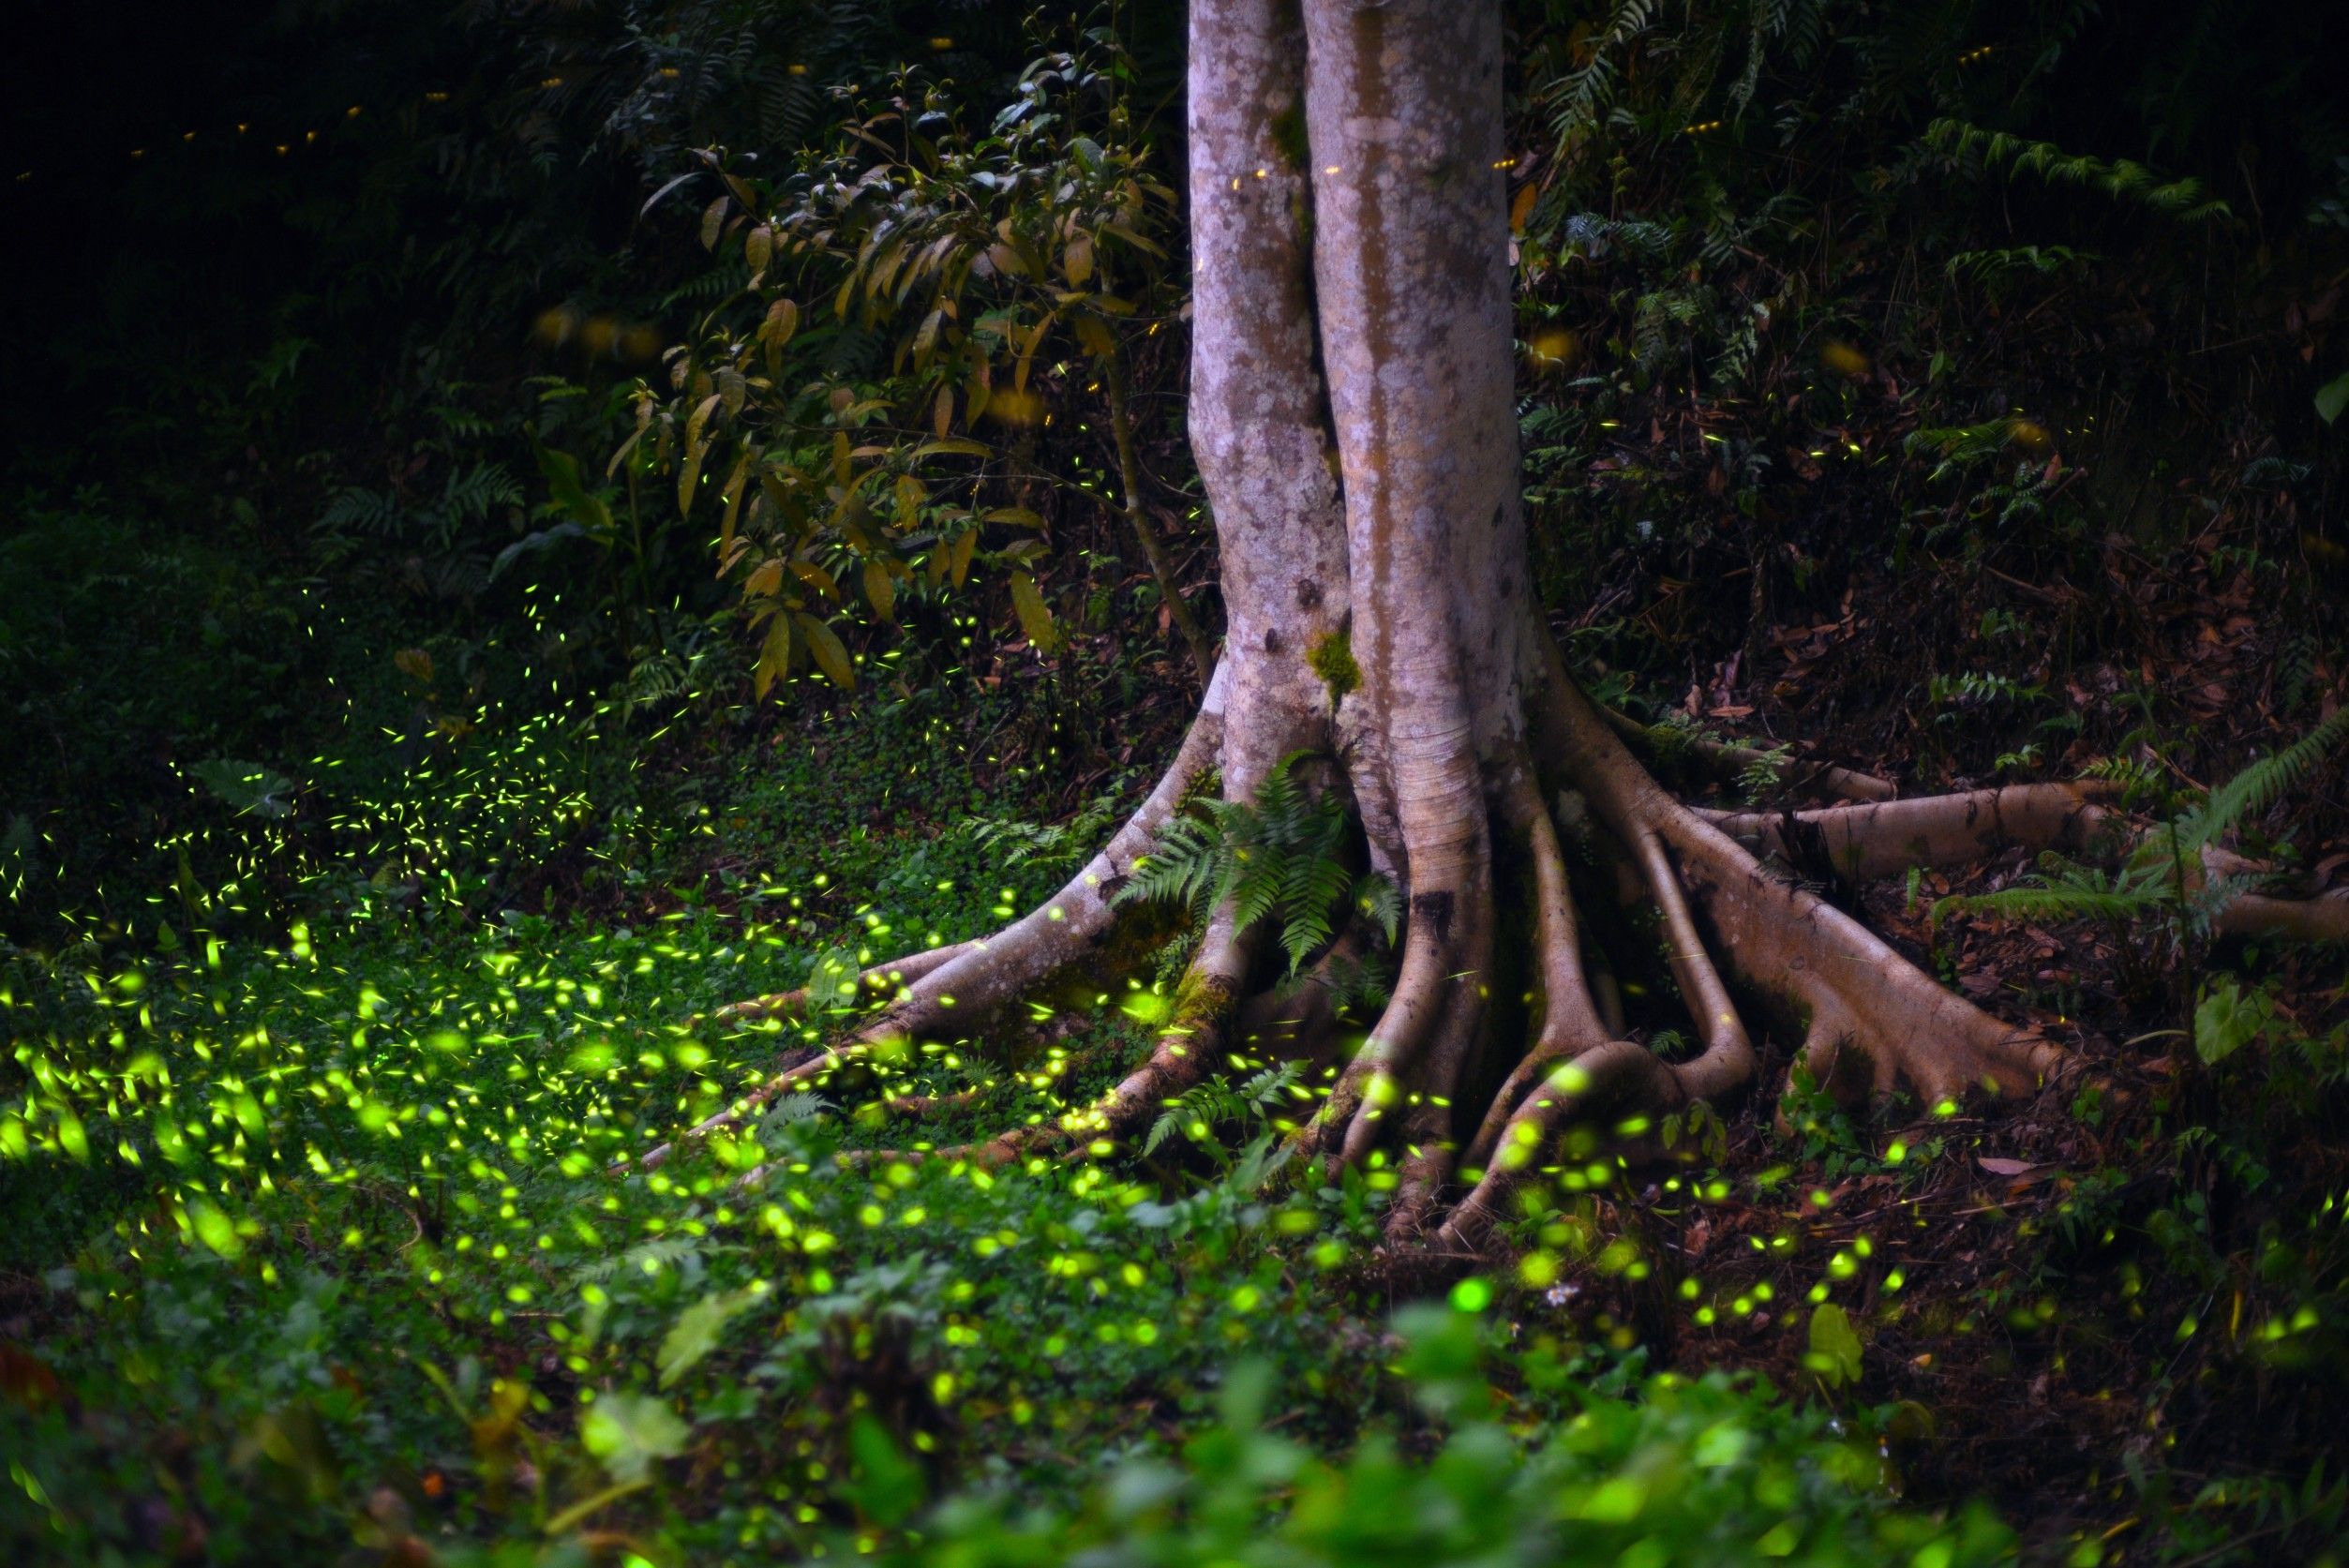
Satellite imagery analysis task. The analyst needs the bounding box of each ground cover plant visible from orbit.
[7,0,2349,1563]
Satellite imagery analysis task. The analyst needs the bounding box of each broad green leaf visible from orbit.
[807,946,860,1010]
[1805,1302,1863,1386]
[796,613,856,689]
[2318,369,2349,426]
[54,1107,88,1164]
[862,560,896,622]
[187,1198,243,1259]
[843,1415,926,1527]
[581,1391,689,1483]
[2194,977,2267,1065]
[658,1290,754,1389]
[189,758,295,819]
[531,436,614,537]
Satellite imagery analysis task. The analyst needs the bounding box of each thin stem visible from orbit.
[1104,350,1215,684]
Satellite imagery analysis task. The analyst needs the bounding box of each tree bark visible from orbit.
[641,0,2348,1246]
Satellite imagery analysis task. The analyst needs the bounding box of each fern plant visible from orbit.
[1937,709,2349,941]
[1921,120,2232,225]
[1143,1062,1304,1159]
[1120,754,1397,975]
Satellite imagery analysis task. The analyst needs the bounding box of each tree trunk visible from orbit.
[643,0,2349,1248]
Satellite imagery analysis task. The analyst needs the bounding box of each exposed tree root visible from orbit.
[624,678,1230,1172]
[638,0,2349,1250]
[651,650,2349,1257]
[1704,784,2349,940]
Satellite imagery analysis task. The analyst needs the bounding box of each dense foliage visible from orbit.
[6,0,2349,1562]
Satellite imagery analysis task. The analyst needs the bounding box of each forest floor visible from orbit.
[6,502,2349,1565]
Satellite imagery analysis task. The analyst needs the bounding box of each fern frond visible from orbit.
[2183,708,2349,853]
[1934,878,2164,927]
[1280,903,1332,977]
[1352,873,1402,946]
[1143,1062,1302,1157]
[1229,853,1285,938]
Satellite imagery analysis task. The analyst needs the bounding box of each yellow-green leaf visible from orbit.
[759,470,804,531]
[1805,1302,1864,1386]
[1101,222,1165,259]
[679,393,723,517]
[745,225,773,275]
[984,505,1044,528]
[1072,311,1116,359]
[912,438,991,459]
[789,560,842,602]
[1009,571,1060,652]
[1013,315,1055,395]
[759,297,800,374]
[894,475,928,526]
[1509,182,1539,234]
[54,1106,88,1163]
[716,450,755,566]
[742,559,784,599]
[187,1199,244,1259]
[754,613,792,699]
[1062,231,1094,286]
[795,613,855,689]
[862,560,896,622]
[700,195,730,251]
[911,307,944,366]
[948,527,978,588]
